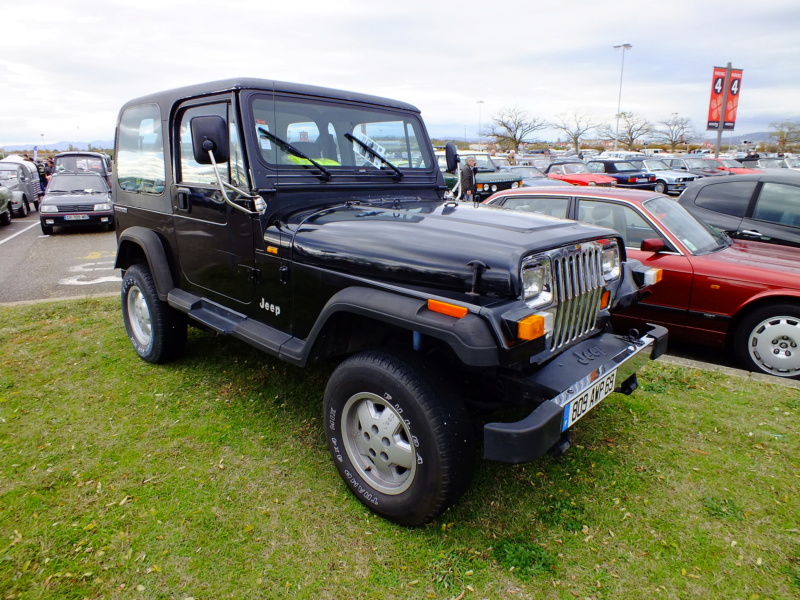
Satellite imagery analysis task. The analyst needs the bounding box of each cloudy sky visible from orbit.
[2,0,799,147]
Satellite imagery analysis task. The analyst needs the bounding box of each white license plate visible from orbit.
[65,214,89,221]
[636,178,648,182]
[562,370,617,431]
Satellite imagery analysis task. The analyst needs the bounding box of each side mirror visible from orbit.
[445,141,460,173]
[190,116,230,164]
[640,238,667,253]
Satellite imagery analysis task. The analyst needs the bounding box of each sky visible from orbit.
[2,0,800,148]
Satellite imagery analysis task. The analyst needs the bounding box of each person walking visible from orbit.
[459,155,477,201]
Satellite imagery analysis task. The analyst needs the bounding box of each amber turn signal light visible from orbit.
[517,314,546,341]
[427,299,468,319]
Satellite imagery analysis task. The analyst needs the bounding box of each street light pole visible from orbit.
[613,43,632,151]
[477,100,484,151]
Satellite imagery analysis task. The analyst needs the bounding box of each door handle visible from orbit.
[741,229,761,237]
[175,187,191,211]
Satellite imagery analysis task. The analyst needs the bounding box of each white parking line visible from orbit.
[0,221,40,245]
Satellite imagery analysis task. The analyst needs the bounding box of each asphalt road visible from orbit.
[0,211,119,304]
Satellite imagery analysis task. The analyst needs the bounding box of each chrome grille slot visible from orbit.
[550,243,604,352]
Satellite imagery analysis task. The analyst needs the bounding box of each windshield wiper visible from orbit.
[344,133,404,180]
[256,126,331,181]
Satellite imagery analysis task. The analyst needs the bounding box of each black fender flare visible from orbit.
[281,286,500,367]
[115,226,175,301]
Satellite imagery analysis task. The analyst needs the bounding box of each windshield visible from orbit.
[720,159,744,167]
[0,167,18,180]
[511,166,544,177]
[47,174,109,193]
[642,160,669,171]
[54,155,108,174]
[251,96,431,171]
[759,158,785,168]
[684,158,713,169]
[642,195,729,254]
[561,163,590,174]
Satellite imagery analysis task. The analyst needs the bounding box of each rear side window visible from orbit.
[753,182,800,226]
[117,103,166,195]
[693,180,756,218]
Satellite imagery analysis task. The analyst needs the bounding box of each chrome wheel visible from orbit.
[746,314,800,377]
[341,391,417,495]
[126,284,152,348]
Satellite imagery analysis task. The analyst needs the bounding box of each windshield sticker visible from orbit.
[352,130,385,168]
[682,239,698,252]
[256,121,272,150]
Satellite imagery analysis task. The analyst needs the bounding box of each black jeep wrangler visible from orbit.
[113,78,666,526]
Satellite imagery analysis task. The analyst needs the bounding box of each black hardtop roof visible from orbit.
[120,77,421,115]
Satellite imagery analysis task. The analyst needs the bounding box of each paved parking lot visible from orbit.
[0,212,119,304]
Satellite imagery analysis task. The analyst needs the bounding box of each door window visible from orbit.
[693,180,756,217]
[753,182,800,226]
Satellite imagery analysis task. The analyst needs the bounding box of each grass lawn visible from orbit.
[1,296,798,599]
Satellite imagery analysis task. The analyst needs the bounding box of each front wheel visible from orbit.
[654,180,667,194]
[121,263,187,364]
[324,350,474,526]
[733,303,800,379]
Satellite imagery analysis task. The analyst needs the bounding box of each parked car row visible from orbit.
[1,151,116,235]
[482,185,800,380]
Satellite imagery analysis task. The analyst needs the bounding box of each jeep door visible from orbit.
[172,100,257,305]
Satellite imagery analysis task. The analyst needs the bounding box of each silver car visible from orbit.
[627,158,697,195]
[0,160,41,216]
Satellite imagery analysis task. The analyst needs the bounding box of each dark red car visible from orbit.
[484,187,800,379]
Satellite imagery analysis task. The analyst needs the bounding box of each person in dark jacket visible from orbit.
[459,155,477,200]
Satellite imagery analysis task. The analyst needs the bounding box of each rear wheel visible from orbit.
[324,350,474,526]
[16,198,28,218]
[733,303,800,379]
[121,263,187,364]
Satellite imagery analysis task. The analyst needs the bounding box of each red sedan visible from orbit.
[483,187,800,379]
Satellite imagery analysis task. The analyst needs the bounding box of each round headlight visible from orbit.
[588,181,597,186]
[491,184,498,192]
[511,182,519,188]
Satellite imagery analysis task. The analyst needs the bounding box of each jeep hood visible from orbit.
[291,202,615,299]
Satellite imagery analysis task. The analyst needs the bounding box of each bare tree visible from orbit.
[770,120,800,153]
[550,113,599,154]
[599,112,653,150]
[653,114,695,152]
[484,107,549,151]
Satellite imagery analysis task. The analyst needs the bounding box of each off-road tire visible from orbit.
[121,263,187,364]
[324,349,474,526]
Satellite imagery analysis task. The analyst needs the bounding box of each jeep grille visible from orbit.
[550,244,605,352]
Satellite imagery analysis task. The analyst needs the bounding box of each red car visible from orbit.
[543,161,617,187]
[483,187,800,379]
[702,157,762,175]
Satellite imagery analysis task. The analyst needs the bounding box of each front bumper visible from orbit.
[40,212,114,227]
[484,323,668,464]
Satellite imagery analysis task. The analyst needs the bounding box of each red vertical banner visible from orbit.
[723,69,743,130]
[707,66,743,130]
